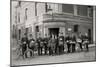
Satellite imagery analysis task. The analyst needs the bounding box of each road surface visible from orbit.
[11,46,96,66]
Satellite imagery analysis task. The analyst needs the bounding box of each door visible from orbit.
[49,28,59,38]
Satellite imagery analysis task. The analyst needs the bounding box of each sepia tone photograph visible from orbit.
[10,0,96,66]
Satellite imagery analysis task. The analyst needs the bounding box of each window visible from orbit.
[29,27,32,33]
[35,2,37,16]
[74,25,78,32]
[36,26,39,32]
[45,3,52,12]
[18,1,21,7]
[77,5,88,16]
[26,28,29,34]
[18,13,20,23]
[25,8,28,20]
[62,4,74,14]
[19,29,21,40]
[12,25,15,38]
[88,6,93,17]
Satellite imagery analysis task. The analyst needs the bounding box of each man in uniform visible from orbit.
[28,34,35,56]
[65,34,71,53]
[71,34,76,52]
[55,35,59,55]
[48,37,52,55]
[78,32,83,51]
[37,36,43,55]
[21,33,29,58]
[58,33,64,54]
[83,33,89,51]
[44,35,48,55]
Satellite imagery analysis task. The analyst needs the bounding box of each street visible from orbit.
[11,46,96,66]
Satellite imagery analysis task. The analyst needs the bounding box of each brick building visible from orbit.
[11,1,95,43]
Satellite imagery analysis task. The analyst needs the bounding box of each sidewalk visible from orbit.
[88,44,96,47]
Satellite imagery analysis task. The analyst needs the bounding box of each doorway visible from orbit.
[49,28,59,38]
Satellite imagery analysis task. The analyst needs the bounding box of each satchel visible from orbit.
[29,40,35,48]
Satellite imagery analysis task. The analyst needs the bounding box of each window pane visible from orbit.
[77,5,88,16]
[74,25,78,32]
[62,4,74,14]
[88,6,93,17]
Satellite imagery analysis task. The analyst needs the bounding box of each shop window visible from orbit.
[74,25,78,32]
[26,28,29,34]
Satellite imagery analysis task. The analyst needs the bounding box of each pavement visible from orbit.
[11,46,96,66]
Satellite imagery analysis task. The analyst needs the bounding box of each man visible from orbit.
[51,34,56,56]
[36,36,42,55]
[83,33,89,51]
[48,37,52,55]
[58,33,64,54]
[28,34,35,56]
[77,33,83,51]
[21,33,28,58]
[70,34,76,52]
[44,35,48,55]
[55,35,59,55]
[65,35,71,53]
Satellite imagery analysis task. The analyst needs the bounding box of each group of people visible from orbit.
[19,32,90,58]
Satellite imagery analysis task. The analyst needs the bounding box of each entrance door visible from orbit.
[49,28,59,38]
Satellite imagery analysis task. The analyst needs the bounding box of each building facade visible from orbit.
[11,1,95,43]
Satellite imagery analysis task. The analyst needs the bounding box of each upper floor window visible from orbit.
[45,3,53,12]
[25,8,28,20]
[35,2,37,16]
[62,4,74,14]
[88,6,93,17]
[77,5,88,16]
[18,1,21,7]
[18,12,20,23]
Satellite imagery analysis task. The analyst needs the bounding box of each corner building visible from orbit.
[14,1,95,43]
